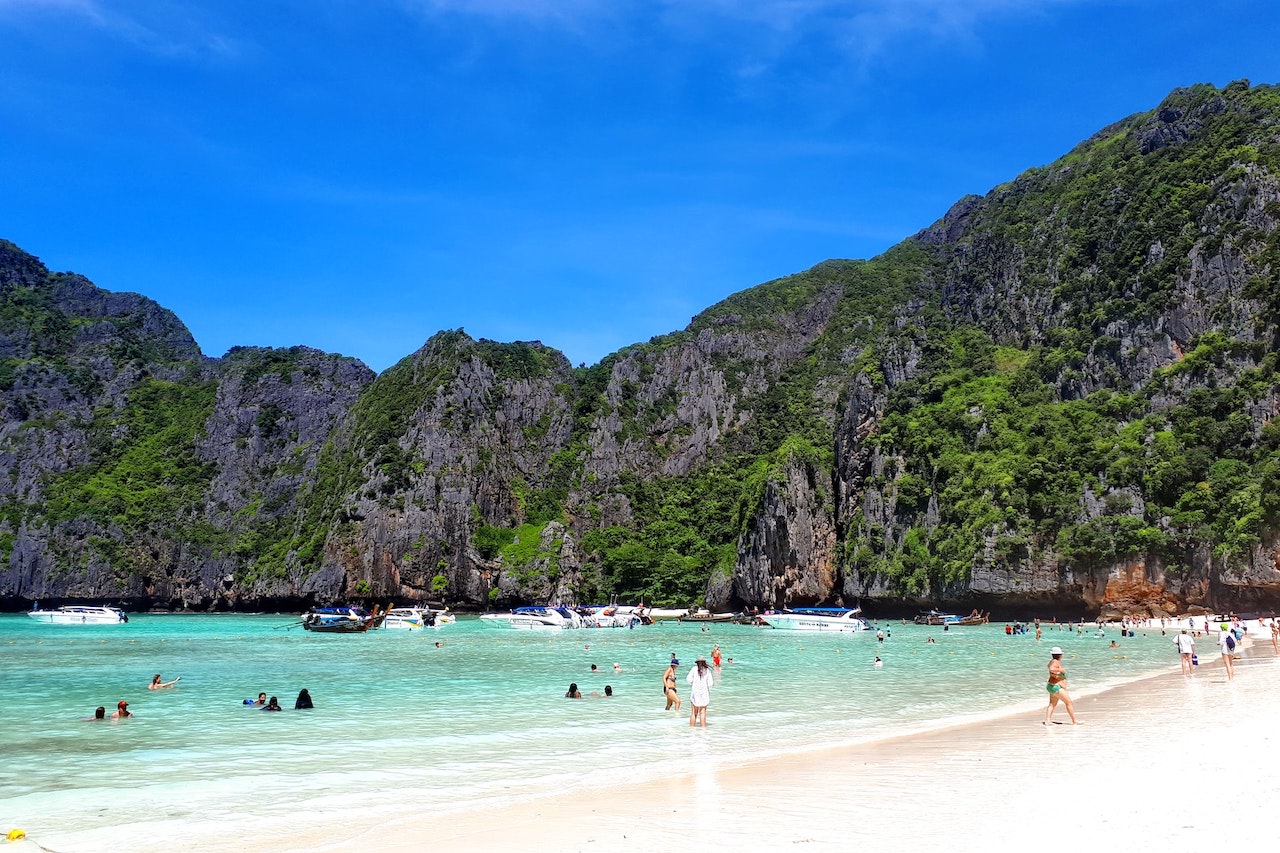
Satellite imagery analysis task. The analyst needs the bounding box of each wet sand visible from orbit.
[316,643,1280,853]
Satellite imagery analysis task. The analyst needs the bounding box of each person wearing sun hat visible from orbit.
[111,700,132,720]
[1043,647,1077,725]
[686,656,714,728]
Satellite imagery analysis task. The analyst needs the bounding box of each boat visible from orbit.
[480,605,583,629]
[579,604,652,628]
[760,607,871,632]
[382,607,436,630]
[913,610,956,626]
[26,605,128,624]
[301,606,382,633]
[913,609,987,627]
[646,608,689,621]
[678,609,735,624]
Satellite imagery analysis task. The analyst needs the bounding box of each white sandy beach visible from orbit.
[11,636,1275,853]
[294,640,1278,853]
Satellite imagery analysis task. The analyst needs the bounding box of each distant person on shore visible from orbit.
[1219,625,1237,680]
[686,656,713,727]
[565,683,582,699]
[663,660,681,711]
[1043,647,1077,725]
[111,700,132,720]
[149,674,181,690]
[1176,629,1196,674]
[294,689,314,709]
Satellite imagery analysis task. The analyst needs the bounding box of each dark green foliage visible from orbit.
[227,346,316,386]
[474,339,558,381]
[44,379,220,537]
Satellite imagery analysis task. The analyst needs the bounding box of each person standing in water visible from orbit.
[1043,647,1077,725]
[686,656,714,728]
[663,660,681,711]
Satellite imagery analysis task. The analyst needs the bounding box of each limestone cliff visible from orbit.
[5,81,1280,618]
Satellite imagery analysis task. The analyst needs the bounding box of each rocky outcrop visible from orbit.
[6,82,1280,616]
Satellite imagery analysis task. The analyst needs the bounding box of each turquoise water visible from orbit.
[1,614,1184,850]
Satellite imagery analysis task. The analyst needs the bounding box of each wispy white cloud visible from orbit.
[0,0,245,61]
[395,0,612,25]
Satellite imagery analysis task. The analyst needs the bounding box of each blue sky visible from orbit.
[2,1,1279,373]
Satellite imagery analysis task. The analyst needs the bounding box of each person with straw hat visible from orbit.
[1043,647,1077,725]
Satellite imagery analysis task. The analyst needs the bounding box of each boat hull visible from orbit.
[678,611,734,623]
[301,607,380,633]
[27,606,127,625]
[480,606,582,629]
[762,610,870,632]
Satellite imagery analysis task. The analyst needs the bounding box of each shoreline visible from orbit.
[214,642,1279,853]
[10,621,1273,853]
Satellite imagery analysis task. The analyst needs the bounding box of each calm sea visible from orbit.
[1,612,1187,851]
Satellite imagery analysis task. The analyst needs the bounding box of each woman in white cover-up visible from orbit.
[686,656,714,728]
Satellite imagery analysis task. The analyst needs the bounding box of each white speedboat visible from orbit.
[580,604,651,628]
[27,605,128,624]
[382,607,454,629]
[382,607,432,630]
[480,606,583,629]
[761,607,870,632]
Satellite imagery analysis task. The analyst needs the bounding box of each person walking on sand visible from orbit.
[1043,647,1077,725]
[1219,625,1237,680]
[663,660,682,711]
[686,656,714,728]
[1176,629,1196,674]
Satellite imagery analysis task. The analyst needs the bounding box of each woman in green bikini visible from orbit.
[1044,647,1078,725]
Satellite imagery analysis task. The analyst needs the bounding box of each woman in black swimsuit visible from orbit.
[663,662,681,711]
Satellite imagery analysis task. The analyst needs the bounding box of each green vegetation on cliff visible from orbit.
[44,378,219,538]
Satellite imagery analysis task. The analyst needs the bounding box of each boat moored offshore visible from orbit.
[480,606,583,629]
[27,605,128,624]
[760,607,871,632]
[301,606,382,633]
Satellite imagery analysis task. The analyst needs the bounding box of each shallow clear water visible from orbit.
[0,613,1185,849]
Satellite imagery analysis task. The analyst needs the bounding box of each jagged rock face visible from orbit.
[709,455,836,610]
[0,242,374,609]
[8,83,1280,616]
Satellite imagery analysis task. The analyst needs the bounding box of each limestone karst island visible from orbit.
[4,81,1280,621]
